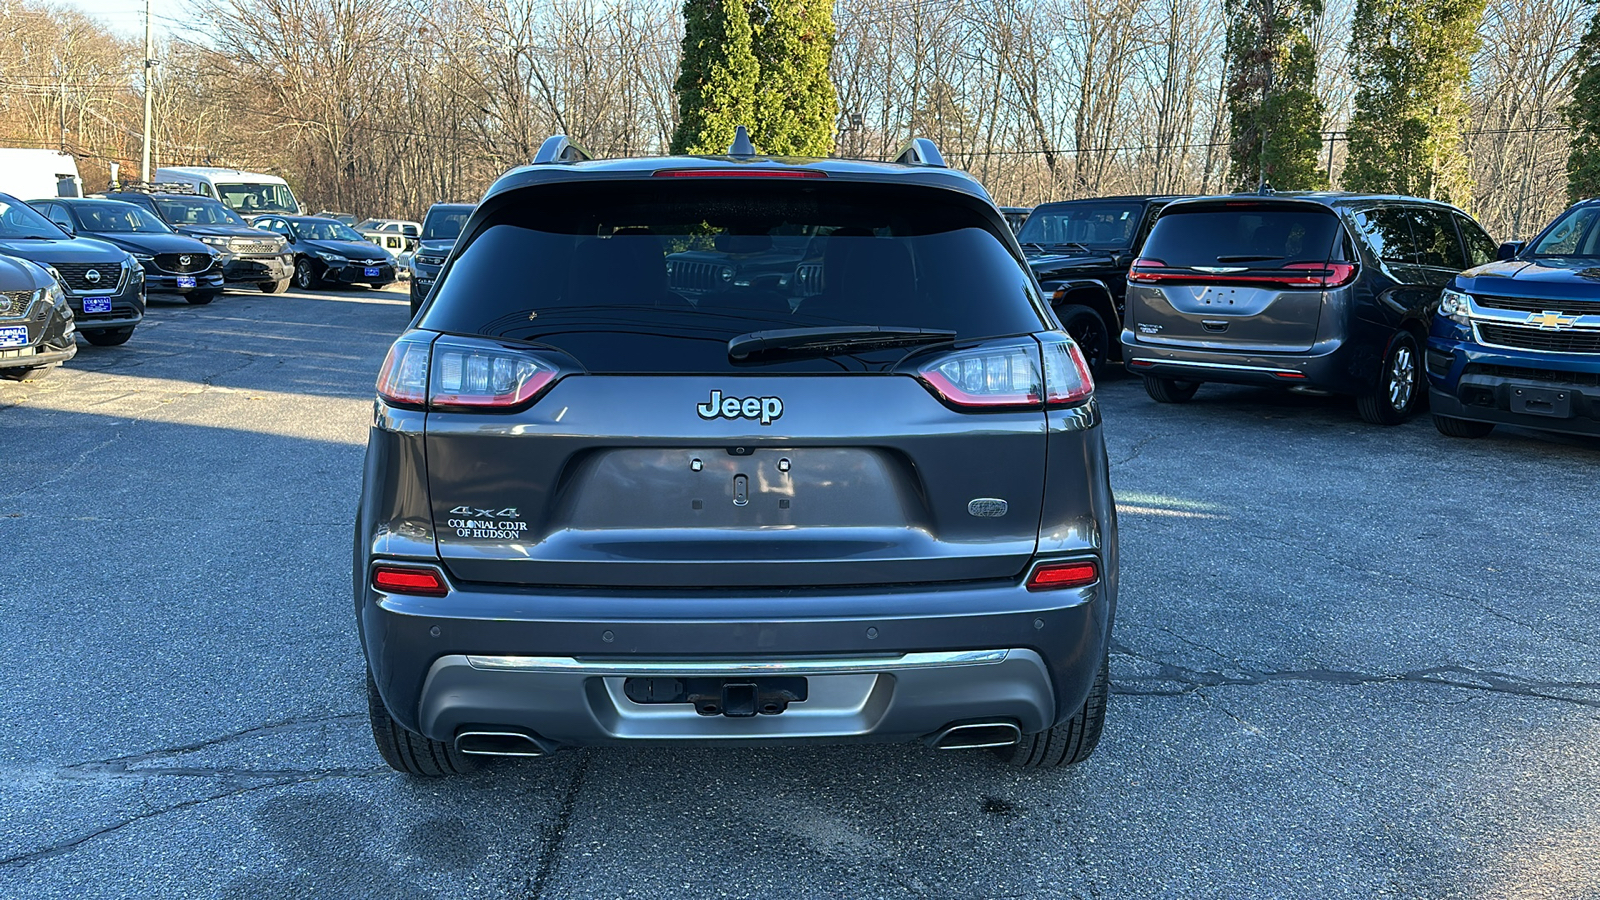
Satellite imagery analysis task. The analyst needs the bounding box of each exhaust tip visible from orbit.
[455,730,548,758]
[929,721,1022,750]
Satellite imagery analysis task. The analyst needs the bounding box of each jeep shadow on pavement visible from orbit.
[358,130,1116,776]
[1428,197,1600,439]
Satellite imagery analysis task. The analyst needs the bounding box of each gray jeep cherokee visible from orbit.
[356,135,1118,775]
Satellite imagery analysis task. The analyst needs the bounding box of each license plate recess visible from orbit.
[1510,386,1572,418]
[623,676,808,717]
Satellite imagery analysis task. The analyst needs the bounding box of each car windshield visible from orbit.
[217,182,298,214]
[0,195,68,239]
[1530,206,1600,258]
[76,203,171,234]
[1016,202,1143,248]
[420,181,1045,375]
[154,197,247,227]
[422,207,472,241]
[290,219,363,242]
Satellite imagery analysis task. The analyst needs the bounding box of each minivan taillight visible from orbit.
[375,334,560,411]
[916,337,1093,410]
[1126,258,1166,284]
[1282,262,1357,288]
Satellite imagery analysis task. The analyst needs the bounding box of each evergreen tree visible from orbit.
[1224,0,1328,191]
[1566,1,1600,203]
[671,0,760,155]
[1343,0,1486,204]
[749,0,838,156]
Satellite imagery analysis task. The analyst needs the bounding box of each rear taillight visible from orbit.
[376,336,431,406]
[1126,257,1167,284]
[1282,262,1357,288]
[915,337,1094,410]
[430,338,557,408]
[372,564,448,597]
[1026,560,1099,591]
[375,334,560,411]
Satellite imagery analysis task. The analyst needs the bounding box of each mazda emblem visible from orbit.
[178,255,192,267]
[85,269,101,283]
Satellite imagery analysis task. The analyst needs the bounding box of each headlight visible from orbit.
[200,235,229,247]
[315,251,346,265]
[132,252,155,261]
[415,254,446,266]
[46,281,67,308]
[1439,288,1472,325]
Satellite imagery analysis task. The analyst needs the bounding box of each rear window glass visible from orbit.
[1017,201,1143,248]
[1142,204,1343,267]
[420,182,1044,374]
[422,206,472,241]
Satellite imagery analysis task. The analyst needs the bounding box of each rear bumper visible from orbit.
[361,574,1111,748]
[1426,328,1600,436]
[1120,333,1361,391]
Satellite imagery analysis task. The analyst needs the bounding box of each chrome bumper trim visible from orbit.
[465,648,1011,675]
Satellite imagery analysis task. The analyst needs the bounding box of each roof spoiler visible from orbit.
[893,138,947,168]
[533,135,593,165]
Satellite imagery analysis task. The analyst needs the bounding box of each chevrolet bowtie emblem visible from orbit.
[1528,310,1578,331]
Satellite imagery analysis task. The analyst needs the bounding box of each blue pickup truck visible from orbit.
[1427,198,1600,438]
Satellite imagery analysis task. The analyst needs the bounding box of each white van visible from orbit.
[0,149,83,199]
[155,166,300,216]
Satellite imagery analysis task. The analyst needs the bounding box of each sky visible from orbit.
[29,0,193,39]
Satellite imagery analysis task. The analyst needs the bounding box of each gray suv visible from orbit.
[1121,193,1497,424]
[356,135,1117,774]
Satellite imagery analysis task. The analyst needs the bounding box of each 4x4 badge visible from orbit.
[697,390,783,426]
[1528,311,1578,331]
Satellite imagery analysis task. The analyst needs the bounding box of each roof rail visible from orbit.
[533,135,594,165]
[893,138,947,168]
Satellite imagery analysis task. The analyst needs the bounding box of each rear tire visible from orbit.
[1434,413,1494,438]
[1144,374,1200,403]
[1056,306,1112,376]
[82,327,134,347]
[366,670,475,776]
[185,291,218,305]
[1357,332,1421,425]
[995,655,1109,768]
[259,278,290,294]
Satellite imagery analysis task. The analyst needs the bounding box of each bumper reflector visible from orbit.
[372,565,448,597]
[1026,560,1099,591]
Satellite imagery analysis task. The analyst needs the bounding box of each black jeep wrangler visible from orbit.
[1020,195,1182,374]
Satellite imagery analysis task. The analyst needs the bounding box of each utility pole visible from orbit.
[140,0,154,182]
[59,80,66,151]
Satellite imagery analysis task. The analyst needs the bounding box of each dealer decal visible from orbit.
[447,505,527,540]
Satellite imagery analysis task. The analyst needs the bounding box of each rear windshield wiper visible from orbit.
[1213,254,1285,263]
[728,326,957,361]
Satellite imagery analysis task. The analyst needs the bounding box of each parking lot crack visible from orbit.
[529,751,590,899]
[58,713,367,774]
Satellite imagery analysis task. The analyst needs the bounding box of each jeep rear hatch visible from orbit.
[405,179,1082,588]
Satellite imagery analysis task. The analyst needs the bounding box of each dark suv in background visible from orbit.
[0,254,76,380]
[1121,193,1496,424]
[1020,195,1182,373]
[30,198,224,305]
[1427,198,1600,438]
[358,135,1115,775]
[100,187,294,294]
[408,203,474,314]
[0,192,145,346]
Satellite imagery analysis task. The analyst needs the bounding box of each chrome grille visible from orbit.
[666,260,726,293]
[154,253,213,274]
[1477,322,1600,354]
[230,238,280,255]
[0,290,33,318]
[1476,294,1600,317]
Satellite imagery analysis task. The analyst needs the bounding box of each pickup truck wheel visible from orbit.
[294,259,321,291]
[82,327,134,347]
[259,278,290,294]
[995,655,1109,768]
[1434,413,1494,438]
[1144,374,1200,403]
[366,670,475,776]
[1357,332,1420,425]
[1056,306,1111,375]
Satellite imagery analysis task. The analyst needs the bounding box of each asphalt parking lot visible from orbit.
[1,287,1597,899]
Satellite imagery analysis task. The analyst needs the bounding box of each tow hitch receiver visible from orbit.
[623,677,808,717]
